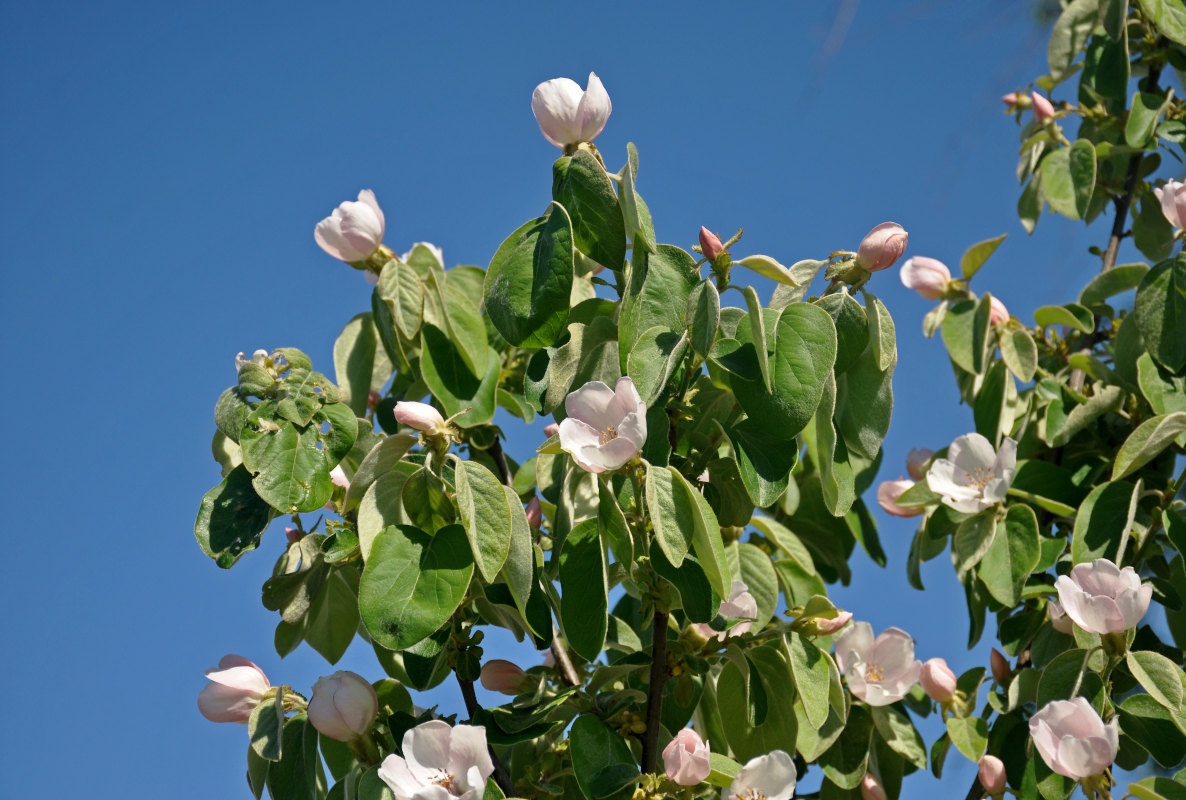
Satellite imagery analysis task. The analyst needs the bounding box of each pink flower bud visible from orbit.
[394,401,448,435]
[663,728,711,786]
[314,190,386,264]
[988,295,1009,326]
[699,227,725,262]
[330,465,350,489]
[1048,600,1074,634]
[877,479,924,518]
[285,527,302,544]
[920,657,958,702]
[479,660,527,695]
[906,448,934,482]
[860,773,886,800]
[1001,92,1018,108]
[1031,91,1055,123]
[367,389,381,411]
[1055,558,1151,634]
[899,256,951,300]
[815,610,854,635]
[990,648,1011,684]
[1030,698,1118,779]
[979,755,1007,795]
[543,422,560,438]
[856,222,908,272]
[525,497,542,529]
[198,655,270,723]
[308,671,379,742]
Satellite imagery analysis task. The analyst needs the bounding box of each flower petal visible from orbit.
[834,621,873,675]
[532,77,585,147]
[948,433,997,474]
[402,720,453,777]
[575,72,612,142]
[564,380,620,432]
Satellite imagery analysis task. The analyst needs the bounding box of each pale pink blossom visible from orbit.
[1048,600,1074,634]
[1029,698,1118,779]
[557,377,646,473]
[394,401,449,436]
[378,721,494,800]
[919,658,957,702]
[989,295,1010,326]
[1054,558,1152,634]
[835,622,922,706]
[856,222,908,272]
[693,580,758,642]
[315,190,386,263]
[899,256,951,300]
[877,479,924,518]
[926,433,1016,514]
[1031,91,1055,123]
[308,671,378,742]
[979,755,1007,795]
[699,227,725,262]
[525,497,542,529]
[197,655,270,723]
[1154,179,1186,230]
[723,751,797,800]
[532,72,612,148]
[662,728,711,786]
[906,448,934,481]
[330,465,350,489]
[860,773,886,800]
[479,660,527,696]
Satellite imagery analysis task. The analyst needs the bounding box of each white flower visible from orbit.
[722,750,797,800]
[378,721,494,800]
[531,72,612,148]
[1054,558,1152,634]
[834,621,922,706]
[235,349,269,372]
[557,377,646,473]
[197,654,270,724]
[1029,698,1118,779]
[693,580,759,643]
[314,189,386,263]
[1154,179,1186,230]
[925,434,1016,513]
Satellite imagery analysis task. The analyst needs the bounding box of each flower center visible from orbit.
[965,466,994,491]
[865,662,885,684]
[599,425,619,445]
[736,790,768,800]
[430,770,458,793]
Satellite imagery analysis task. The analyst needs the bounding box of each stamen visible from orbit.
[430,770,457,792]
[599,425,618,445]
[966,466,994,490]
[865,662,885,683]
[737,790,768,800]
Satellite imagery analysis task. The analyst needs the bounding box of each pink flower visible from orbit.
[979,755,1007,795]
[330,465,350,489]
[990,648,1011,684]
[1154,179,1186,230]
[308,671,379,742]
[1031,91,1055,123]
[525,497,542,529]
[919,658,957,702]
[988,295,1009,326]
[394,401,449,436]
[662,728,711,786]
[699,227,725,262]
[531,72,612,148]
[378,720,494,800]
[197,655,270,723]
[479,660,527,696]
[1048,600,1074,634]
[694,580,758,642]
[856,222,908,272]
[315,190,386,264]
[1054,558,1152,634]
[835,622,922,706]
[1001,92,1019,108]
[905,448,934,482]
[860,773,886,800]
[557,377,647,473]
[877,479,923,518]
[899,256,950,300]
[1029,698,1118,779]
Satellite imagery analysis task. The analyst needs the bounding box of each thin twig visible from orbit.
[640,610,670,775]
[457,672,515,795]
[550,627,581,687]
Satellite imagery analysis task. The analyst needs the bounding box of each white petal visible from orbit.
[992,437,1017,479]
[377,755,423,799]
[565,380,620,431]
[925,459,977,499]
[834,621,873,674]
[869,627,917,676]
[948,433,997,474]
[446,725,494,782]
[402,720,453,777]
[558,417,603,453]
[727,751,797,800]
[532,77,585,147]
[590,435,640,471]
[575,72,612,143]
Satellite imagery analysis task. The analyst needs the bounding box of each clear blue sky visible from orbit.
[1,0,1148,797]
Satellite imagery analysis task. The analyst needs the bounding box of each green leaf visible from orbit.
[1120,694,1186,769]
[377,258,424,340]
[246,744,269,798]
[646,464,691,567]
[431,275,489,378]
[973,359,1013,446]
[568,714,638,800]
[1000,328,1038,383]
[941,297,991,375]
[733,541,779,630]
[750,515,816,574]
[249,693,285,762]
[872,705,928,771]
[820,704,874,789]
[333,313,379,417]
[1112,412,1186,479]
[811,371,855,516]
[785,632,832,729]
[483,206,574,348]
[1135,256,1186,374]
[304,570,360,665]
[344,433,418,513]
[1019,175,1043,234]
[979,504,1040,606]
[195,465,274,567]
[705,752,743,788]
[864,292,897,372]
[1038,648,1106,710]
[1135,193,1177,263]
[816,292,869,375]
[498,485,535,631]
[688,280,721,358]
[728,418,797,507]
[735,254,802,285]
[1072,480,1140,563]
[615,142,655,252]
[627,326,688,406]
[559,519,608,662]
[652,540,719,623]
[717,646,801,761]
[1138,353,1186,417]
[618,244,698,371]
[1049,385,1125,447]
[1034,303,1094,333]
[1080,263,1150,306]
[359,524,473,651]
[356,767,395,800]
[1138,0,1186,46]
[266,716,326,800]
[1127,91,1172,148]
[598,477,633,565]
[1127,650,1185,711]
[1040,140,1096,219]
[399,467,456,534]
[960,234,1008,281]
[452,459,513,583]
[743,286,773,391]
[419,326,498,428]
[953,511,997,579]
[945,716,988,761]
[553,150,627,272]
[1047,0,1098,83]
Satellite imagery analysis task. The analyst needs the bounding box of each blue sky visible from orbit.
[0,0,1151,796]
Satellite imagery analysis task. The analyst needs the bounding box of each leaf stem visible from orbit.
[640,609,670,775]
[456,671,515,795]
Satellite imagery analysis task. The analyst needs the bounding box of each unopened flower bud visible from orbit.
[532,72,611,149]
[1001,92,1018,108]
[368,389,381,411]
[285,527,302,544]
[308,671,379,742]
[1031,91,1055,123]
[525,497,542,529]
[856,222,908,272]
[480,660,527,695]
[991,648,1011,684]
[330,465,350,489]
[906,448,934,482]
[236,349,270,373]
[543,422,560,438]
[699,227,725,262]
[815,610,853,635]
[900,256,951,300]
[315,190,386,264]
[394,401,448,436]
[198,655,270,724]
[877,479,924,518]
[979,755,1007,795]
[860,773,886,800]
[919,657,958,702]
[663,728,711,786]
[988,295,1009,326]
